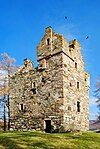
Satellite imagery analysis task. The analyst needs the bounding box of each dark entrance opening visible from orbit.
[45,120,51,133]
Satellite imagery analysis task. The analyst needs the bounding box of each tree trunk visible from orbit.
[7,94,10,130]
[4,104,6,131]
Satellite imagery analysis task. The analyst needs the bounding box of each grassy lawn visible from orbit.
[0,131,100,149]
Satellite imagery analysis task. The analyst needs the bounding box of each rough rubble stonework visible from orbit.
[10,27,90,132]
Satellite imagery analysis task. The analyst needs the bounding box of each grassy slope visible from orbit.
[0,131,100,149]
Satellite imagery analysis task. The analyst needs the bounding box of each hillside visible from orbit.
[0,131,100,149]
[89,120,100,130]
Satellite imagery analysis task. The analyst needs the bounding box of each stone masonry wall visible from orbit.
[10,27,89,132]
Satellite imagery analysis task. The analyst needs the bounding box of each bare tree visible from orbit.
[0,72,8,131]
[95,77,100,121]
[0,53,17,130]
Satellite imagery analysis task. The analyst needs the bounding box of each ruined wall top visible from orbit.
[45,26,53,33]
[12,59,34,77]
[37,27,84,66]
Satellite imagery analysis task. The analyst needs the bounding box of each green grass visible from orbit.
[0,131,100,149]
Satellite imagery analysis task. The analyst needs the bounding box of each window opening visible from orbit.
[75,62,77,69]
[70,82,72,87]
[31,82,36,88]
[47,38,50,45]
[20,104,24,111]
[31,88,36,94]
[48,93,50,96]
[31,82,36,94]
[69,44,74,49]
[77,101,80,112]
[77,82,79,90]
[68,106,71,111]
[42,77,45,83]
[69,49,71,53]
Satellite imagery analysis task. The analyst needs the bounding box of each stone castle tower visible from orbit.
[10,27,90,132]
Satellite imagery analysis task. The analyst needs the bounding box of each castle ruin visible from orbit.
[10,27,90,132]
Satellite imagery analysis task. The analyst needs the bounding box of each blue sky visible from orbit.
[0,0,100,120]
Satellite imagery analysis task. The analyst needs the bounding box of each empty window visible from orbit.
[69,44,74,49]
[31,82,36,94]
[48,93,50,96]
[75,62,77,69]
[68,106,71,111]
[33,82,35,87]
[31,88,36,94]
[46,38,50,45]
[20,104,24,111]
[24,63,27,67]
[39,64,42,68]
[69,49,71,53]
[31,82,36,88]
[42,77,45,83]
[77,82,79,90]
[77,101,80,112]
[70,82,72,87]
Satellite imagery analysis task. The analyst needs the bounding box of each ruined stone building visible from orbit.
[10,27,90,132]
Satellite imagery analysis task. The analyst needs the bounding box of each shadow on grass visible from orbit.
[0,136,22,149]
[0,131,99,149]
[0,131,55,149]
